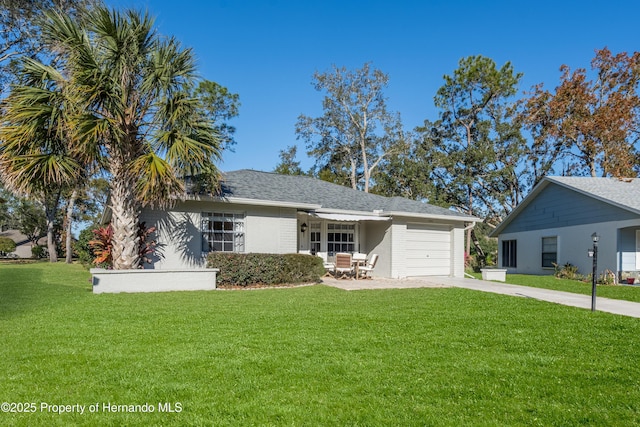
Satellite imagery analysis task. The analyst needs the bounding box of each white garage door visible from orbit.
[405,223,451,276]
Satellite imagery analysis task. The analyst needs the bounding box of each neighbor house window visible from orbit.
[541,236,557,268]
[202,212,245,252]
[502,240,517,268]
[327,223,355,254]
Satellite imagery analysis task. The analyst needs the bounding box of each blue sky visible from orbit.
[104,0,640,173]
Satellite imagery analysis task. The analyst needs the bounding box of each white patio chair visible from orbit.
[317,252,335,277]
[358,254,378,279]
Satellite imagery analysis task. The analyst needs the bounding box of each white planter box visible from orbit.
[91,268,219,294]
[481,268,507,282]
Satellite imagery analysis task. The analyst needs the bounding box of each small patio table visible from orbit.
[352,253,367,280]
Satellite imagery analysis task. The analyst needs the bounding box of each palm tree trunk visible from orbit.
[46,216,57,262]
[44,192,60,263]
[65,189,78,263]
[109,163,140,270]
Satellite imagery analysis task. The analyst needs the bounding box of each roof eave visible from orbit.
[387,211,480,222]
[189,194,321,210]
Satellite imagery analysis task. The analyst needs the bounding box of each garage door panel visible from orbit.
[406,250,449,259]
[405,224,451,276]
[406,236,450,247]
[406,265,450,275]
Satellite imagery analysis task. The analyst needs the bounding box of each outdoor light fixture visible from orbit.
[300,223,307,233]
[590,232,599,312]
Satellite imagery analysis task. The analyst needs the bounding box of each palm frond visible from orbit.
[130,152,184,207]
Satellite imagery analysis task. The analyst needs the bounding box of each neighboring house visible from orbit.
[0,229,45,258]
[139,170,478,278]
[490,176,640,280]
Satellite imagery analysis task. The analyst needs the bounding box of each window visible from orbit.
[502,240,517,268]
[327,223,355,254]
[541,236,557,268]
[202,213,245,252]
[310,223,321,254]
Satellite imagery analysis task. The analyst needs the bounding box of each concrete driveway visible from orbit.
[322,276,640,318]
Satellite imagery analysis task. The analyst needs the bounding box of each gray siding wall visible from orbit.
[498,218,640,276]
[502,184,638,234]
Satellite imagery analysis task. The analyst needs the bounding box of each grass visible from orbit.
[2,263,640,426]
[471,272,640,303]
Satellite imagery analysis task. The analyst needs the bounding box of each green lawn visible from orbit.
[2,263,640,426]
[471,272,640,303]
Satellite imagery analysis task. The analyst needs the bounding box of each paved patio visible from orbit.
[321,276,640,318]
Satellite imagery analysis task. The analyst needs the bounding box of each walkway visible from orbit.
[322,276,640,318]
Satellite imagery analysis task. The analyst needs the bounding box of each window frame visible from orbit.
[326,222,356,255]
[541,236,557,268]
[202,212,245,253]
[501,239,517,268]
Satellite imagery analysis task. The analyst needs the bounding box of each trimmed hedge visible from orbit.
[206,252,325,287]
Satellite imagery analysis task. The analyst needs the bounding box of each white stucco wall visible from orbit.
[140,202,298,270]
[390,220,407,278]
[245,207,297,253]
[361,221,392,278]
[140,202,470,278]
[141,207,205,269]
[450,226,465,278]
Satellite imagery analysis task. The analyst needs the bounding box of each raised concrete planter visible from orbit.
[481,268,507,282]
[91,268,219,294]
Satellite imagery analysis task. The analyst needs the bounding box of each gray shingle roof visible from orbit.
[218,169,475,220]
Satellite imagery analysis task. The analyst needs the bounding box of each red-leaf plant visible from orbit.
[137,221,157,267]
[89,222,157,268]
[88,224,113,268]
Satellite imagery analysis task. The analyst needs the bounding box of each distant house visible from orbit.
[138,170,478,278]
[0,229,45,258]
[490,177,640,280]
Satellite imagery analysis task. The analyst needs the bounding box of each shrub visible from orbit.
[31,245,45,259]
[74,227,96,266]
[553,262,582,280]
[0,236,16,256]
[207,252,325,287]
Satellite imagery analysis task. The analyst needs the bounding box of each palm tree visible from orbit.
[2,6,221,269]
[0,58,81,262]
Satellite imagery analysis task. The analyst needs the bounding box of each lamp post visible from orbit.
[590,232,599,312]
